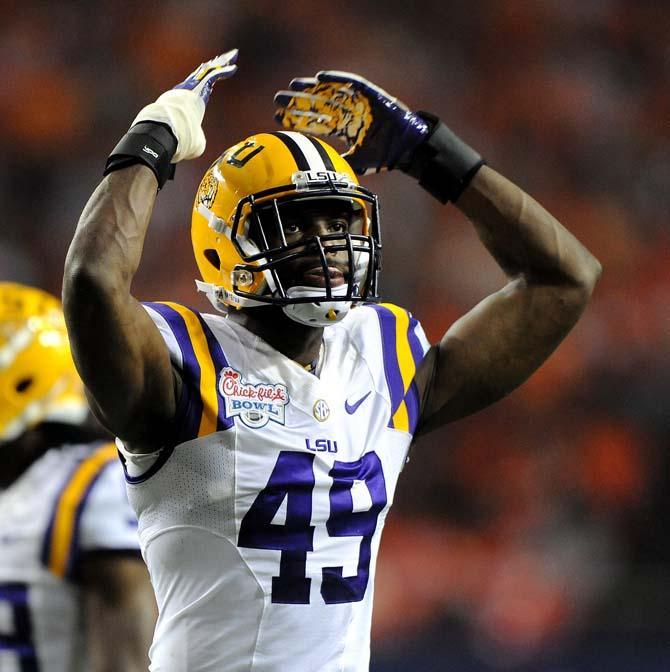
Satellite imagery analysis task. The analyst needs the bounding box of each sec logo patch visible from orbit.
[312,399,330,422]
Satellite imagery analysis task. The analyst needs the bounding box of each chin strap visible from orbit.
[281,285,351,327]
[195,280,353,327]
[195,280,269,313]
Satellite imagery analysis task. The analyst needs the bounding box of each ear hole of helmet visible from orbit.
[204,249,221,270]
[15,377,34,393]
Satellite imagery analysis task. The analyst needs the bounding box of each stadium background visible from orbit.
[1,1,668,670]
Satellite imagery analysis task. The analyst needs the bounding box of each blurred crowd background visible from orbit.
[1,1,668,670]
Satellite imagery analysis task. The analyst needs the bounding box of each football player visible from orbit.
[0,283,156,672]
[62,50,601,671]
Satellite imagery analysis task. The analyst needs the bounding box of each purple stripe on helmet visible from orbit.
[144,302,203,443]
[195,313,234,431]
[370,305,405,428]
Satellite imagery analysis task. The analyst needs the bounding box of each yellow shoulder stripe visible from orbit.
[46,443,117,578]
[161,302,218,437]
[381,303,415,393]
[381,303,416,432]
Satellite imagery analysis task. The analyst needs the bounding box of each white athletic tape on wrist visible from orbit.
[132,89,207,163]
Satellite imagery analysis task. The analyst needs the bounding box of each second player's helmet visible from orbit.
[0,283,88,443]
[191,131,381,326]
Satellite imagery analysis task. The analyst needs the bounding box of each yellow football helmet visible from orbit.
[191,131,381,325]
[0,283,88,443]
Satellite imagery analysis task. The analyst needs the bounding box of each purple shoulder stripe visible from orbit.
[40,446,116,581]
[405,381,421,435]
[370,305,406,421]
[405,315,428,433]
[194,313,234,432]
[143,302,203,443]
[408,314,428,365]
[368,305,429,434]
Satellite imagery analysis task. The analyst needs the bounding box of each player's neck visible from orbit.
[228,306,324,367]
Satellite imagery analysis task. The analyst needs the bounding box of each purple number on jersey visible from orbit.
[237,450,387,605]
[237,451,315,604]
[0,582,39,671]
[322,451,387,604]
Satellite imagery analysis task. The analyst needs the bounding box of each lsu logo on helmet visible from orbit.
[190,131,382,324]
[197,167,219,210]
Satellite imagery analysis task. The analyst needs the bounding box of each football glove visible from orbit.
[274,71,485,203]
[133,49,239,162]
[105,50,238,188]
[274,71,430,175]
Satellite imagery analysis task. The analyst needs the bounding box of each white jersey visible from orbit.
[0,442,140,672]
[119,302,430,672]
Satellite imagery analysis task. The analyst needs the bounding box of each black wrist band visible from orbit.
[104,121,178,189]
[399,112,486,204]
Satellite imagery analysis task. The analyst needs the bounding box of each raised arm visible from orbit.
[415,164,601,429]
[64,166,172,446]
[63,52,238,448]
[274,71,601,432]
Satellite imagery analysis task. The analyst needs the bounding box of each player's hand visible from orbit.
[133,50,238,162]
[172,50,239,105]
[274,71,429,175]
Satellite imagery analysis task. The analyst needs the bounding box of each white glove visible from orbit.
[132,49,238,162]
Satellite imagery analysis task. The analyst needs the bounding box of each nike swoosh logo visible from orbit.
[345,391,371,415]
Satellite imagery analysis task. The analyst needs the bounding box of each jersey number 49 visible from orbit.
[238,450,386,605]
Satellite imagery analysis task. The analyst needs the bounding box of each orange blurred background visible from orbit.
[1,2,668,670]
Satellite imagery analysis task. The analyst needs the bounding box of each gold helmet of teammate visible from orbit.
[191,131,382,326]
[0,283,88,442]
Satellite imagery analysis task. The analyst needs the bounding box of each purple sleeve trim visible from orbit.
[370,305,406,427]
[195,312,234,431]
[143,302,203,443]
[40,447,116,582]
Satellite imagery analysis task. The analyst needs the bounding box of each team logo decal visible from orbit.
[196,168,219,208]
[219,367,289,429]
[313,399,330,422]
[292,170,356,191]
